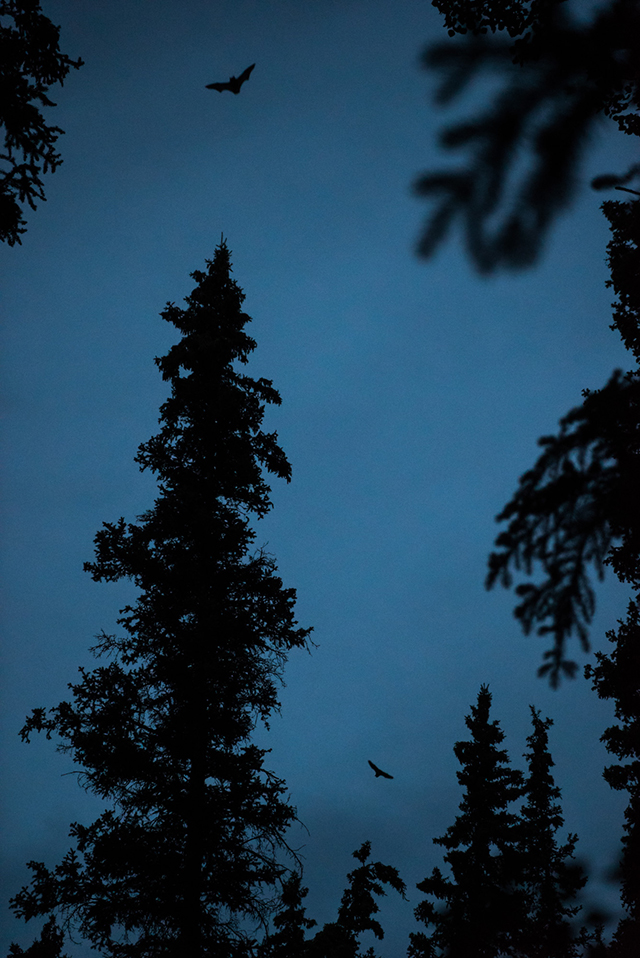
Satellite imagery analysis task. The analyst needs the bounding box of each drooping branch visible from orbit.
[417,0,640,271]
[487,371,639,684]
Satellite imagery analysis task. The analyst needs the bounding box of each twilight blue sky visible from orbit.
[1,1,637,954]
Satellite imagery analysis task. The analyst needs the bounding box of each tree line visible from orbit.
[3,0,639,955]
[260,685,601,958]
[5,228,633,957]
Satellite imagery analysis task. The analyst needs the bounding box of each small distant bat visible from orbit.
[368,760,393,779]
[206,63,255,94]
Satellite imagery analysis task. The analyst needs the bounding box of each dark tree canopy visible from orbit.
[334,841,407,944]
[0,0,83,245]
[257,873,317,958]
[480,101,640,958]
[431,0,568,48]
[307,842,406,958]
[409,685,526,958]
[487,197,640,685]
[409,688,590,958]
[586,601,640,957]
[258,842,405,958]
[605,196,640,366]
[8,242,312,957]
[425,4,640,952]
[417,0,640,271]
[519,708,589,957]
[486,369,634,684]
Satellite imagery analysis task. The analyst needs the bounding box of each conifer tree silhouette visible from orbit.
[409,686,525,958]
[410,688,591,958]
[307,841,406,958]
[8,241,312,957]
[257,872,317,958]
[518,708,590,957]
[586,601,640,957]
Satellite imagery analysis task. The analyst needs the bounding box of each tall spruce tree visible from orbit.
[409,685,525,958]
[518,708,588,958]
[8,241,312,957]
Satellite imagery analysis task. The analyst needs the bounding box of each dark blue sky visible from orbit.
[1,1,636,954]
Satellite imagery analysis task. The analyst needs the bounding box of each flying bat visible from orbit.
[368,760,393,779]
[206,63,255,94]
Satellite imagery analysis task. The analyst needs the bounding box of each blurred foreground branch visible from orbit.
[417,0,640,271]
[0,0,83,245]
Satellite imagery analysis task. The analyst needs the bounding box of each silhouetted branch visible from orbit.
[0,0,83,245]
[417,0,640,271]
[487,371,640,685]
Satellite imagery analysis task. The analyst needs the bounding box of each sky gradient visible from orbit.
[1,1,637,954]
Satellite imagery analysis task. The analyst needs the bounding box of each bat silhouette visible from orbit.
[368,760,393,779]
[206,63,255,94]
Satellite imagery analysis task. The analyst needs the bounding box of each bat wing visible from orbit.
[368,760,393,779]
[206,81,231,92]
[237,63,256,85]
